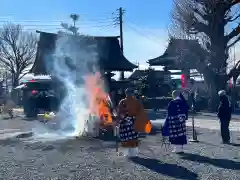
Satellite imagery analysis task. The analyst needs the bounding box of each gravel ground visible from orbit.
[0,116,239,180]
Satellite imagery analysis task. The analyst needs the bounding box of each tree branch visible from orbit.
[230,0,240,7]
[227,59,240,80]
[170,0,240,83]
[193,7,209,22]
[18,71,30,80]
[225,24,240,43]
[227,13,240,22]
[0,23,37,87]
[227,34,240,49]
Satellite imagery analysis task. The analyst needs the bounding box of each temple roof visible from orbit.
[147,38,207,69]
[128,69,182,80]
[128,70,169,80]
[30,31,137,74]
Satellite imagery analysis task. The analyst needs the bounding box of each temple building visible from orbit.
[30,31,137,92]
[147,38,206,89]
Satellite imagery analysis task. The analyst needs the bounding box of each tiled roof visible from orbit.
[147,38,207,68]
[30,31,137,74]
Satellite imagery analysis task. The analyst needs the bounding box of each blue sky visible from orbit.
[0,1,239,80]
[0,0,172,72]
[0,0,172,28]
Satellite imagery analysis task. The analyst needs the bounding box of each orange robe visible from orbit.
[118,96,152,147]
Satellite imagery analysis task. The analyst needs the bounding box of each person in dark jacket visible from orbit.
[217,90,232,144]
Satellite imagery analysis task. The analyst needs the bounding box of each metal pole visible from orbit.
[189,109,199,142]
[114,125,119,152]
[189,92,199,142]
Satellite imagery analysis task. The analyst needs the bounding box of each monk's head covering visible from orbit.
[218,90,226,96]
[125,88,134,97]
[172,90,181,99]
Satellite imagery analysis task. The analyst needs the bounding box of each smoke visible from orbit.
[47,33,100,136]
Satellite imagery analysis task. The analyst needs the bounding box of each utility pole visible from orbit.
[5,71,8,95]
[113,7,125,80]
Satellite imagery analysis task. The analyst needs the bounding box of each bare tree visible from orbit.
[170,0,240,93]
[0,23,37,87]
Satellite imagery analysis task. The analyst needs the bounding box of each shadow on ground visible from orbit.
[2,115,21,120]
[180,153,240,170]
[0,132,34,147]
[23,136,116,153]
[129,157,198,180]
[0,138,19,146]
[231,143,240,147]
[21,117,37,121]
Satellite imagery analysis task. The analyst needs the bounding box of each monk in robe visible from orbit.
[118,88,151,157]
[162,90,189,153]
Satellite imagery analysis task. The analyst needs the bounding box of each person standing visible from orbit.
[117,88,151,157]
[162,90,189,153]
[217,90,232,144]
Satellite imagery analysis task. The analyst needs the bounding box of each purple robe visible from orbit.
[162,97,188,145]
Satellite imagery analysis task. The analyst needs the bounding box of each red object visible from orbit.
[31,90,37,94]
[181,74,185,88]
[29,79,36,82]
[229,77,233,88]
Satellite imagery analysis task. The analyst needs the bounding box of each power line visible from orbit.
[0,16,165,45]
[4,25,114,29]
[0,21,114,26]
[125,23,162,45]
[124,18,238,76]
[0,16,115,29]
[93,25,117,36]
[21,24,113,28]
[0,17,116,33]
[125,17,162,39]
[0,24,115,33]
[0,14,113,22]
[80,17,114,22]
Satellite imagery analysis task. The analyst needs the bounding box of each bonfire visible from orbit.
[85,72,116,132]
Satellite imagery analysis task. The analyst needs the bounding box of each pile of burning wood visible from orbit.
[85,72,118,136]
[37,72,118,137]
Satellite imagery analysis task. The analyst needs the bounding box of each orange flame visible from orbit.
[85,72,112,125]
